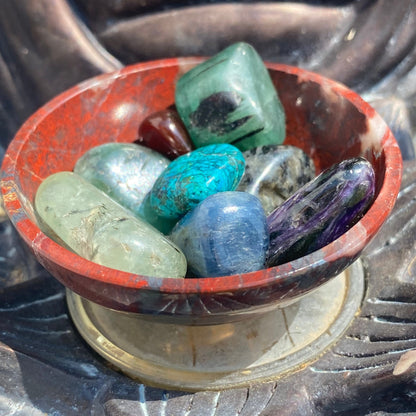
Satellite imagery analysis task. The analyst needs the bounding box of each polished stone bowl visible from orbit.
[1,58,402,324]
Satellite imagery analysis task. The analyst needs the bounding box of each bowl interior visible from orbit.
[1,58,402,318]
[9,61,386,208]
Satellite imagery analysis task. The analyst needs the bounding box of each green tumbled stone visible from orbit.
[35,172,187,278]
[175,42,286,151]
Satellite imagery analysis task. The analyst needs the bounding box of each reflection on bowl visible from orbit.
[0,58,402,324]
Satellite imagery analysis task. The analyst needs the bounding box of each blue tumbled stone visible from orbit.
[149,144,245,219]
[169,191,269,277]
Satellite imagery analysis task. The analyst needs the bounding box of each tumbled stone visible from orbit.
[170,191,269,277]
[237,145,316,214]
[137,109,194,160]
[266,157,375,267]
[137,193,178,235]
[175,42,286,151]
[35,172,187,278]
[149,143,245,219]
[74,142,170,218]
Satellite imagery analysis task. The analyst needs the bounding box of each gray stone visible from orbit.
[237,145,315,214]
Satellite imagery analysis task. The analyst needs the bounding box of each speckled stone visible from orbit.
[35,172,187,278]
[149,143,245,219]
[266,157,375,267]
[237,145,316,214]
[74,142,170,218]
[170,191,269,277]
[175,42,286,151]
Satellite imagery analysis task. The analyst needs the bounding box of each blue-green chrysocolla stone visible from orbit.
[149,143,245,219]
[35,172,187,278]
[175,42,286,151]
[137,193,178,235]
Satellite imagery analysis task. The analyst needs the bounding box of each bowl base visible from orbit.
[66,260,364,392]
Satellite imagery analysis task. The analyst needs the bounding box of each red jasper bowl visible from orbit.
[1,58,402,324]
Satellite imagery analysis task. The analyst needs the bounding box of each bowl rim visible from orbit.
[1,57,403,296]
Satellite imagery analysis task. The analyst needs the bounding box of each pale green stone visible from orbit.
[74,142,170,217]
[35,172,187,278]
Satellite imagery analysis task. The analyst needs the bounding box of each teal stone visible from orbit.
[149,144,245,219]
[74,142,170,217]
[137,193,178,235]
[35,172,187,278]
[175,42,286,151]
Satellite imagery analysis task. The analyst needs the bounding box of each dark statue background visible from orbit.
[1,1,416,414]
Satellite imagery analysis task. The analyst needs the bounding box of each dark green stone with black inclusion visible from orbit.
[175,42,286,151]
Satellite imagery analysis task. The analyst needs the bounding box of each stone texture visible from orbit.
[137,108,194,160]
[74,142,170,217]
[266,157,375,267]
[169,191,269,277]
[149,143,245,219]
[237,144,316,214]
[137,193,178,235]
[35,172,187,278]
[175,42,286,151]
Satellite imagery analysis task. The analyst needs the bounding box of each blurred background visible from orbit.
[1,0,416,154]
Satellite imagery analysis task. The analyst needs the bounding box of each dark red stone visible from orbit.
[137,109,194,159]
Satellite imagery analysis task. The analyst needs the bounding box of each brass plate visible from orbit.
[67,260,364,391]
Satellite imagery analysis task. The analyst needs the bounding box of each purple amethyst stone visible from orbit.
[266,157,375,267]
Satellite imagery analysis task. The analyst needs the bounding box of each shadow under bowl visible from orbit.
[0,58,402,325]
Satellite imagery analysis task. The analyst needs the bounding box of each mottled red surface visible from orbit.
[0,59,402,323]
